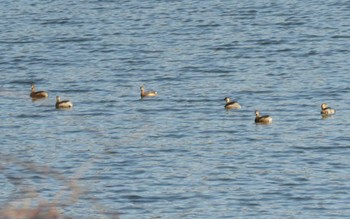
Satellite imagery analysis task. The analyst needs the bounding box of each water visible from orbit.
[1,0,350,218]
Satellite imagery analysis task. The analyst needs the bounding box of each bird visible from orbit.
[255,110,272,124]
[320,103,335,115]
[55,96,73,109]
[224,97,241,110]
[30,84,48,99]
[140,85,157,98]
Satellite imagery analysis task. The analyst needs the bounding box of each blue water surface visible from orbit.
[1,0,350,218]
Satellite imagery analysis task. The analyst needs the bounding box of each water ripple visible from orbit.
[1,0,350,218]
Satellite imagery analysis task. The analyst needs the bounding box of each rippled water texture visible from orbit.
[1,0,350,218]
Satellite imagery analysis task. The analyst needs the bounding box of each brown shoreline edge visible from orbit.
[0,153,120,219]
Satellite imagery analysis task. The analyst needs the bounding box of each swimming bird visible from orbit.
[55,96,73,109]
[255,110,272,124]
[140,85,157,98]
[30,84,48,98]
[320,103,335,115]
[224,97,241,110]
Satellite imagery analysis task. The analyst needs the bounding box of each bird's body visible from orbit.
[140,85,157,98]
[224,97,241,110]
[255,110,272,124]
[55,96,73,109]
[321,103,335,115]
[30,84,48,99]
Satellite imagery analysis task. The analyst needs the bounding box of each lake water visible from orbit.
[1,0,350,218]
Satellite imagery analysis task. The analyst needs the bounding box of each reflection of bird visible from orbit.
[223,97,241,110]
[55,96,73,109]
[255,110,272,124]
[30,84,48,98]
[140,85,157,98]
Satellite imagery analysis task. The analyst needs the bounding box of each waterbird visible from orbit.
[30,84,48,99]
[255,110,272,124]
[224,97,241,110]
[320,103,335,115]
[140,85,157,98]
[55,96,73,109]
